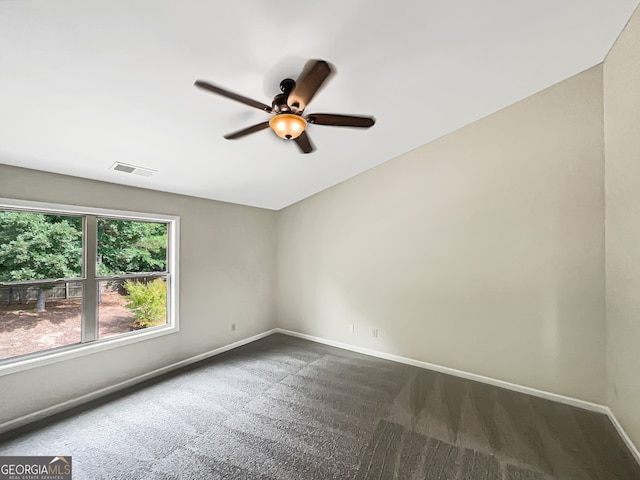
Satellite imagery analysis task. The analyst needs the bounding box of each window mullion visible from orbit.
[82,215,98,343]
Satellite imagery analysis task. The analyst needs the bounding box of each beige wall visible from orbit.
[604,5,640,448]
[277,66,606,403]
[0,164,277,425]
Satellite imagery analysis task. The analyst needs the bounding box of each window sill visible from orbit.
[0,324,179,377]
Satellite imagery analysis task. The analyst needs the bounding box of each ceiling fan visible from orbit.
[194,59,376,154]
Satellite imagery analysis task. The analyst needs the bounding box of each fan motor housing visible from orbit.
[272,93,291,113]
[272,79,297,113]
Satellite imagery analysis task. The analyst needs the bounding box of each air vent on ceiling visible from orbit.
[110,162,156,177]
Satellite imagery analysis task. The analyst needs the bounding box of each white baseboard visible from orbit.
[274,328,608,413]
[0,329,277,435]
[606,406,640,466]
[274,328,640,465]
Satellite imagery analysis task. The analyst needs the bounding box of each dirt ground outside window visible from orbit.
[0,293,135,360]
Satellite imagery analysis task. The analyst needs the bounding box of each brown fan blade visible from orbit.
[306,113,375,128]
[294,131,315,154]
[194,80,273,113]
[287,60,334,112]
[224,121,271,140]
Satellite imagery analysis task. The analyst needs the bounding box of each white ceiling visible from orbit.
[0,1,638,210]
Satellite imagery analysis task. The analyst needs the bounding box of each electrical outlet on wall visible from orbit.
[348,324,354,333]
[372,328,378,338]
[231,323,237,332]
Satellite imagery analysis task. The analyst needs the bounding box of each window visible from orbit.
[0,198,179,372]
[96,218,169,339]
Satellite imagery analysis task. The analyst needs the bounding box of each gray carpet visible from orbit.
[1,334,638,479]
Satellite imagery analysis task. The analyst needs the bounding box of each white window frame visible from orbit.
[0,197,180,376]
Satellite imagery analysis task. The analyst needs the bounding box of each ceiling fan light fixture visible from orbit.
[195,59,374,153]
[269,114,307,140]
